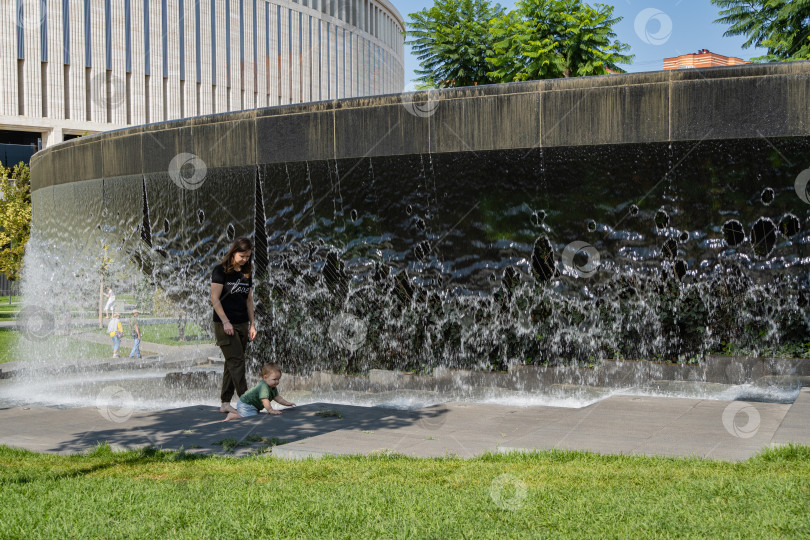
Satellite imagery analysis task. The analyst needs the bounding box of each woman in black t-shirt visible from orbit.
[211,236,257,414]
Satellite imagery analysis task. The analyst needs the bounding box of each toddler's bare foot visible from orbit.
[223,412,241,421]
[220,403,237,414]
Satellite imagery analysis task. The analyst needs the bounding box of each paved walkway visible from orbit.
[1,388,807,461]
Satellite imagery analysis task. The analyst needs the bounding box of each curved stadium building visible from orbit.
[0,0,405,162]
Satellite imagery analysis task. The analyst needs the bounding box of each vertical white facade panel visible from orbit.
[182,0,196,116]
[22,0,43,119]
[291,10,300,103]
[228,0,239,110]
[0,1,16,116]
[279,7,289,104]
[147,0,163,121]
[67,0,84,121]
[214,0,227,112]
[110,0,127,125]
[243,0,255,110]
[129,0,145,124]
[165,0,181,119]
[88,0,104,123]
[198,0,212,114]
[301,13,313,102]
[46,0,65,120]
[268,2,278,106]
[255,0,267,107]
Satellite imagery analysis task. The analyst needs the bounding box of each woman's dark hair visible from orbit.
[221,236,253,278]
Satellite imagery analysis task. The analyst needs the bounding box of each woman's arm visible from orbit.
[247,287,257,341]
[210,283,234,336]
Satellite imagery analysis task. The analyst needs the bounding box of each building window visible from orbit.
[63,0,70,65]
[195,0,201,83]
[105,0,112,70]
[210,0,216,84]
[16,0,24,59]
[162,0,168,78]
[40,0,47,63]
[125,0,132,72]
[144,0,151,75]
[85,0,91,67]
[179,0,186,81]
[226,0,231,87]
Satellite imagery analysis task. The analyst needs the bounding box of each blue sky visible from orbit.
[392,0,767,86]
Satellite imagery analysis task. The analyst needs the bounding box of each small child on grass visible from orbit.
[224,362,295,421]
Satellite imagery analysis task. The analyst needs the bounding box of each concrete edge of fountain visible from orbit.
[0,389,808,461]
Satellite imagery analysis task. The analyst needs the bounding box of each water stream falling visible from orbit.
[4,137,809,411]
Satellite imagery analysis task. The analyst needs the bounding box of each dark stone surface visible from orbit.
[31,61,810,192]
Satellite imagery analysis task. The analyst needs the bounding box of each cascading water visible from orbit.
[3,136,808,411]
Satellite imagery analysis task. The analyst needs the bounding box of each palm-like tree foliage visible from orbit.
[712,0,810,61]
[406,0,505,87]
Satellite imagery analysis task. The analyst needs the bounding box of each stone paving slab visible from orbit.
[1,393,805,462]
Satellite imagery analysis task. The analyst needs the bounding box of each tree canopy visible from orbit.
[0,162,31,281]
[406,0,633,87]
[712,0,810,61]
[406,0,505,87]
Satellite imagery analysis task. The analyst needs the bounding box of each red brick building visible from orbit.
[663,49,749,70]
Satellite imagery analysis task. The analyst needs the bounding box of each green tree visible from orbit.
[489,0,633,81]
[0,162,31,281]
[406,0,505,87]
[712,0,810,61]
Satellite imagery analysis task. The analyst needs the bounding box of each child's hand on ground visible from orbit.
[267,410,282,415]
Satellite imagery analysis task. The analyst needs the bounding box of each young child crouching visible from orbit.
[224,363,295,421]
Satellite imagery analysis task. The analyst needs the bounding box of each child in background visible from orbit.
[128,310,141,359]
[107,313,123,358]
[224,363,295,421]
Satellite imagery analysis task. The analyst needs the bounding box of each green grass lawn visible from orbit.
[0,444,808,538]
[0,329,112,364]
[139,322,212,346]
[0,295,21,304]
[0,329,17,364]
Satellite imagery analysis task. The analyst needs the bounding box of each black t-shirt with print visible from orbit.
[211,264,252,323]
